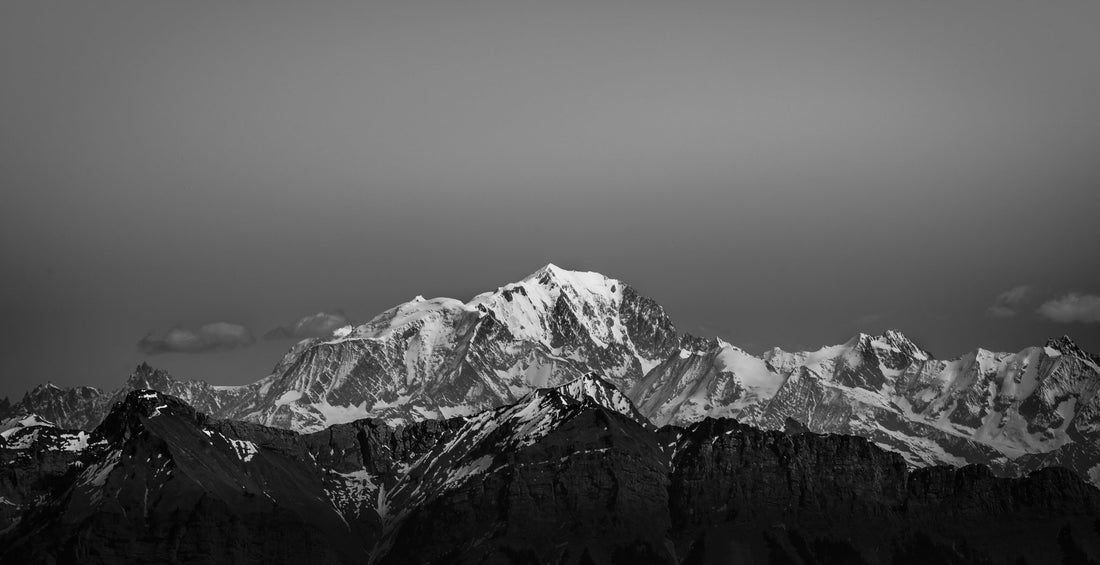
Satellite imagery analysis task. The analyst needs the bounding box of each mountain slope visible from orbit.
[4,265,680,434]
[1,390,370,564]
[237,264,678,431]
[635,330,1100,474]
[372,373,671,563]
[5,378,1100,564]
[7,266,1100,488]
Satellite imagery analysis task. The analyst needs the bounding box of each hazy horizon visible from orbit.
[3,0,1099,400]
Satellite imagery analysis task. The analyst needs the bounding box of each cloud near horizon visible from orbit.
[264,312,353,340]
[137,322,256,354]
[1038,293,1100,324]
[987,285,1032,318]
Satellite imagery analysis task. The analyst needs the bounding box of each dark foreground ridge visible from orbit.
[3,378,1100,564]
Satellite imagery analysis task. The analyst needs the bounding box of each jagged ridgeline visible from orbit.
[3,377,1100,564]
[2,265,682,433]
[3,265,1100,561]
[5,265,1100,487]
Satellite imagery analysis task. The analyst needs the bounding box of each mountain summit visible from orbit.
[218,264,680,431]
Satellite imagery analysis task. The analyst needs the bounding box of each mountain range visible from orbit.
[4,375,1100,564]
[4,265,1099,487]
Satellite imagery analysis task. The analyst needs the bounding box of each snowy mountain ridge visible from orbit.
[4,264,1100,486]
[221,263,678,431]
[1,264,677,433]
[634,329,1100,473]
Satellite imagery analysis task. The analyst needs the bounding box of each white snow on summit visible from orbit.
[225,264,668,432]
[468,263,626,348]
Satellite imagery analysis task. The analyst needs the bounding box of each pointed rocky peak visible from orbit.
[467,265,631,348]
[120,389,197,419]
[552,373,648,424]
[18,383,69,406]
[851,330,931,362]
[126,362,174,388]
[467,374,651,451]
[880,329,917,346]
[526,262,566,282]
[27,382,61,396]
[1047,334,1077,347]
[825,331,929,389]
[523,262,607,287]
[515,263,623,298]
[96,389,204,443]
[1047,335,1081,355]
[539,261,620,287]
[382,372,658,519]
[1045,335,1100,365]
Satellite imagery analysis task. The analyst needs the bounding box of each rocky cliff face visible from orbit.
[667,418,1100,564]
[4,377,1100,564]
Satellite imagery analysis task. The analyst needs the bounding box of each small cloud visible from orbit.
[1038,293,1100,324]
[987,285,1031,318]
[264,311,354,340]
[137,322,256,354]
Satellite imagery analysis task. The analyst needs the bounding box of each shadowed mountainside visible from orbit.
[3,375,1099,564]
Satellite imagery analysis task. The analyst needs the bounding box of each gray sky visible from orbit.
[2,0,1099,400]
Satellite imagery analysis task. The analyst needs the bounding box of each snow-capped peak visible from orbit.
[848,330,930,362]
[521,263,620,295]
[879,329,925,352]
[334,296,473,342]
[553,373,646,423]
[527,262,565,278]
[467,264,627,349]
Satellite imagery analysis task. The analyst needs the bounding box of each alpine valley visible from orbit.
[4,265,1100,564]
